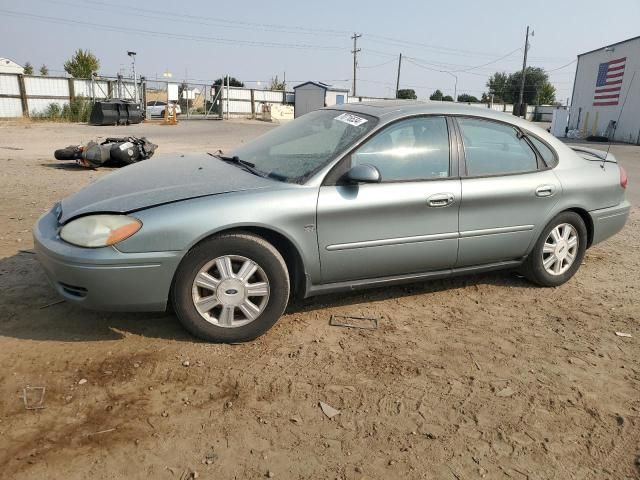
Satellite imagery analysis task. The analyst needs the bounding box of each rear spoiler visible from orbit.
[569,146,617,163]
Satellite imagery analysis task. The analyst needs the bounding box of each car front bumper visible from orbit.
[33,207,183,312]
[590,200,631,246]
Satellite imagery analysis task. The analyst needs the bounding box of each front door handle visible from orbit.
[535,185,555,197]
[427,193,455,207]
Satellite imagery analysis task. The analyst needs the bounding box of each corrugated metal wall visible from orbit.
[219,86,290,116]
[0,74,22,117]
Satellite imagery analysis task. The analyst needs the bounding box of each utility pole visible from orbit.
[395,53,402,98]
[517,25,532,117]
[351,33,362,97]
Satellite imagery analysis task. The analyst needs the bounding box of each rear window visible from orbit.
[458,118,538,176]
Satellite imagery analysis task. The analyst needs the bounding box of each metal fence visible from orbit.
[0,73,142,117]
[0,72,563,122]
[143,81,295,119]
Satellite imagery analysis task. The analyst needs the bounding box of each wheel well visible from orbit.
[567,208,594,248]
[202,227,307,299]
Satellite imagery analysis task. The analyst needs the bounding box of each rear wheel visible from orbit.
[522,211,587,287]
[172,233,290,342]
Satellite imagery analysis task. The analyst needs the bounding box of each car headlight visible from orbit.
[60,214,142,247]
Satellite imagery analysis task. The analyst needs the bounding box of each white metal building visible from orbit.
[0,58,24,74]
[569,36,640,144]
[293,81,349,118]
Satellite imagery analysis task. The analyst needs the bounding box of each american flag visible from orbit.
[593,57,626,106]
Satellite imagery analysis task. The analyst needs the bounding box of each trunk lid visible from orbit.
[569,145,618,163]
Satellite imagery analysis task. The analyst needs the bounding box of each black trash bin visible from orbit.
[89,100,143,126]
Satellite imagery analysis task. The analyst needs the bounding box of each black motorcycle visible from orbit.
[54,136,158,168]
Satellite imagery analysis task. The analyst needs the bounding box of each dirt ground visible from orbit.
[0,120,638,480]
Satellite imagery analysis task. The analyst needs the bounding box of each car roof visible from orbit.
[328,100,540,131]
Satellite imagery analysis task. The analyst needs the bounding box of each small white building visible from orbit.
[569,35,640,144]
[0,58,24,74]
[293,81,349,118]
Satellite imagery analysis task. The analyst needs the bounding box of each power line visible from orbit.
[0,9,345,50]
[357,58,397,69]
[83,0,350,37]
[446,48,523,73]
[546,59,577,72]
[26,0,575,65]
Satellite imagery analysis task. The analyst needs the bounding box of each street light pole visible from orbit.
[444,71,458,102]
[127,51,138,104]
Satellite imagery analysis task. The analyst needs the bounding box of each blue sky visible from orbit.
[1,0,639,102]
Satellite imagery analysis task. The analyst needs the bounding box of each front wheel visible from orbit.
[172,232,290,342]
[522,211,587,287]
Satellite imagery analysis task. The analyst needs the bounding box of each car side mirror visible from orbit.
[346,164,381,184]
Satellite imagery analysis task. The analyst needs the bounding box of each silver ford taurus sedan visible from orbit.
[33,102,630,342]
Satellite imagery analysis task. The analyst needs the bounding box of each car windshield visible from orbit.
[228,109,378,183]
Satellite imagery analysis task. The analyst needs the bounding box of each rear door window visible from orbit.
[457,118,538,176]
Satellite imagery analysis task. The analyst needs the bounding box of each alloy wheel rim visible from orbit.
[191,255,270,328]
[541,223,579,276]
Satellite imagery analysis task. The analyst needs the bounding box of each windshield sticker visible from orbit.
[334,113,368,127]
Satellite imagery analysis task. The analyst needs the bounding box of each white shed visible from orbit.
[0,58,24,74]
[569,36,640,144]
[293,81,349,118]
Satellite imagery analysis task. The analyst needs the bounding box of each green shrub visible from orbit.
[43,103,63,119]
[36,96,94,122]
[67,96,93,122]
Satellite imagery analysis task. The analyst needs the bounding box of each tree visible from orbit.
[397,89,417,100]
[39,64,49,76]
[269,75,286,90]
[64,49,100,78]
[429,89,444,101]
[457,93,479,103]
[23,62,34,75]
[442,95,454,102]
[537,82,556,105]
[214,77,244,87]
[486,67,556,105]
[507,67,551,105]
[486,72,509,103]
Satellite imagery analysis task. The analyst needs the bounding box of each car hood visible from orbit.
[59,153,276,223]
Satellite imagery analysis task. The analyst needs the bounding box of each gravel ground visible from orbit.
[0,120,638,480]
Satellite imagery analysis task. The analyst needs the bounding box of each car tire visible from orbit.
[160,110,165,117]
[172,232,290,342]
[521,211,587,287]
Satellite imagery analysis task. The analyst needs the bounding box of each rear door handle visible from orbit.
[535,185,555,197]
[427,193,455,207]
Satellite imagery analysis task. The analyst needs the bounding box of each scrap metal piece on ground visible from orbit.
[23,386,46,410]
[38,299,65,309]
[319,401,341,419]
[329,315,378,330]
[615,331,632,338]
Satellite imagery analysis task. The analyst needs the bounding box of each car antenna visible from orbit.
[601,70,636,169]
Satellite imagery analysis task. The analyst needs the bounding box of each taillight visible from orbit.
[620,166,628,189]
